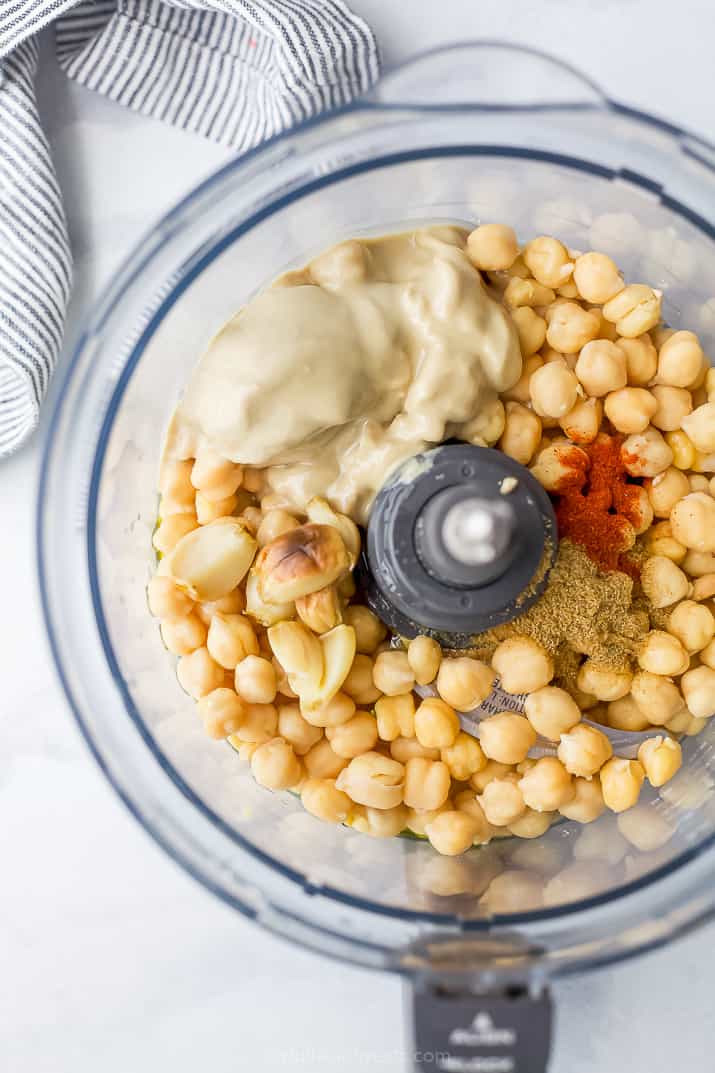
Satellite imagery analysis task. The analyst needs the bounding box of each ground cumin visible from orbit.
[469,539,650,673]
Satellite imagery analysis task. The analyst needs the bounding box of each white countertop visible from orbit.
[3,2,715,1070]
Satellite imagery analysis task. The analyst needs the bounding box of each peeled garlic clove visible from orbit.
[256,523,350,603]
[300,624,357,713]
[306,498,361,567]
[166,518,257,601]
[245,569,295,627]
[267,620,324,685]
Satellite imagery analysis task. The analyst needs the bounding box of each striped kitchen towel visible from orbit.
[0,1,380,457]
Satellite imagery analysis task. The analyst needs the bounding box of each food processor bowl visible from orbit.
[38,42,715,1070]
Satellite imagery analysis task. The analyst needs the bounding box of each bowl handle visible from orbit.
[367,40,607,110]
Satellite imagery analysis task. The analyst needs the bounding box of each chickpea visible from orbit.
[656,330,704,388]
[619,335,658,386]
[502,354,543,405]
[303,738,348,779]
[637,736,683,787]
[665,429,697,470]
[470,759,514,793]
[195,491,238,525]
[645,520,687,563]
[492,635,554,694]
[152,513,198,554]
[508,809,554,839]
[413,698,460,750]
[479,775,526,826]
[693,574,715,601]
[407,635,442,685]
[558,776,605,823]
[686,715,709,736]
[176,646,224,699]
[621,427,673,478]
[683,550,715,577]
[690,474,711,493]
[372,650,415,697]
[250,738,302,790]
[503,276,555,309]
[499,402,542,465]
[375,693,415,741]
[602,284,662,338]
[353,803,411,839]
[390,736,440,763]
[528,362,579,418]
[234,654,277,704]
[148,575,194,621]
[543,862,606,906]
[441,732,486,781]
[466,223,519,271]
[671,493,715,553]
[235,701,278,743]
[603,387,656,434]
[530,442,588,493]
[681,665,715,719]
[559,397,602,444]
[325,713,379,759]
[342,654,381,704]
[479,713,536,764]
[575,339,627,397]
[239,506,263,535]
[641,556,689,609]
[340,606,385,656]
[403,757,451,811]
[302,691,356,728]
[255,509,299,548]
[278,703,323,755]
[630,671,685,725]
[557,723,612,777]
[207,612,259,669]
[646,468,690,520]
[523,685,581,740]
[546,302,600,354]
[405,802,450,837]
[573,251,623,303]
[576,661,632,702]
[600,757,645,812]
[626,486,654,536]
[300,778,352,823]
[707,367,715,401]
[424,811,481,856]
[160,612,207,655]
[702,639,715,670]
[191,449,242,501]
[668,600,715,652]
[460,397,506,447]
[523,236,574,288]
[650,385,693,433]
[159,457,195,511]
[518,757,574,812]
[336,751,405,809]
[607,696,650,732]
[681,402,715,454]
[197,687,244,739]
[511,306,547,357]
[436,657,495,712]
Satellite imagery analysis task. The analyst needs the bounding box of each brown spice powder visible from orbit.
[468,539,650,673]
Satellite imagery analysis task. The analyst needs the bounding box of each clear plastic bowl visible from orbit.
[38,41,715,1064]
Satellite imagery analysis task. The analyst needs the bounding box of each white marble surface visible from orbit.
[3,2,715,1070]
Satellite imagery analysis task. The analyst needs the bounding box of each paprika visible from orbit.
[554,434,645,574]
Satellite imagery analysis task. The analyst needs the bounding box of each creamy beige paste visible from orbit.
[166,225,522,523]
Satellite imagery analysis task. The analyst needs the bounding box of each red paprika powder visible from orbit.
[554,434,644,575]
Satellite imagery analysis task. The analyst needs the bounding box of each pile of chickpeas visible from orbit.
[148,221,715,858]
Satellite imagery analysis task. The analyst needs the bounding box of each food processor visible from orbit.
[38,42,715,1072]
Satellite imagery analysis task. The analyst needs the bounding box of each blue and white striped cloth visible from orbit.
[0,1,379,456]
